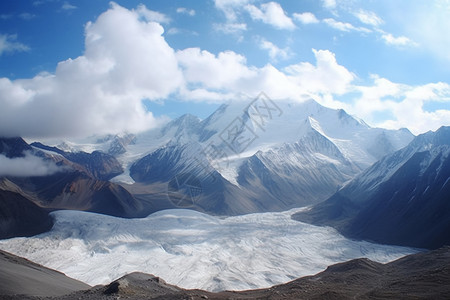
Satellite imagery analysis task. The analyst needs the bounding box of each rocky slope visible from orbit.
[0,249,90,297]
[0,187,52,239]
[31,142,124,181]
[294,126,450,249]
[2,247,449,299]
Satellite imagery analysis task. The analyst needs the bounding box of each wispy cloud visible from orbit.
[323,18,371,33]
[354,9,383,27]
[176,7,195,16]
[0,14,13,20]
[0,152,62,177]
[381,33,418,47]
[0,34,29,56]
[322,0,336,10]
[136,4,171,24]
[395,0,450,63]
[19,13,36,20]
[61,1,77,11]
[214,22,247,34]
[214,0,251,22]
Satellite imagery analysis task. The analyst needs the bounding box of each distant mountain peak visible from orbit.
[19,98,414,216]
[294,124,450,249]
[0,137,32,158]
[409,126,450,151]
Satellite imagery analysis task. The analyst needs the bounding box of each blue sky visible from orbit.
[1,0,449,138]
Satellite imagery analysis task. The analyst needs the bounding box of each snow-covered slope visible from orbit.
[0,209,415,292]
[33,98,414,215]
[39,98,412,181]
[128,99,413,212]
[294,126,450,249]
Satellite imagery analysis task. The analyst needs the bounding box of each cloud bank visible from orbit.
[0,2,449,138]
[0,152,61,177]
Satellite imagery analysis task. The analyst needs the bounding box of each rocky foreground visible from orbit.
[1,246,450,299]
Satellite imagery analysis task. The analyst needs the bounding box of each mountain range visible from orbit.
[294,126,450,249]
[1,98,415,239]
[1,97,450,297]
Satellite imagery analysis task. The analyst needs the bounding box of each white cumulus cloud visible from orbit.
[245,2,295,30]
[319,76,450,134]
[1,2,448,139]
[258,38,290,61]
[284,49,355,95]
[293,12,319,24]
[177,47,355,100]
[177,48,256,90]
[0,2,182,138]
[381,33,417,47]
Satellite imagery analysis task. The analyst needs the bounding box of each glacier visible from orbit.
[0,208,417,292]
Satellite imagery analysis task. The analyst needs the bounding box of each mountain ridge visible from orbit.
[293,126,450,249]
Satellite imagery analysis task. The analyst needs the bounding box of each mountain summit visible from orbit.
[39,97,413,215]
[294,126,450,249]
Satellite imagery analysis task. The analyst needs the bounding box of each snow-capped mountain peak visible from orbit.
[32,98,414,215]
[294,125,450,249]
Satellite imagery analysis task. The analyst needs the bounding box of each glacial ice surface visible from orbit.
[0,208,417,291]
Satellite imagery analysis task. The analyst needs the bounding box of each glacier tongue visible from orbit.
[0,209,416,292]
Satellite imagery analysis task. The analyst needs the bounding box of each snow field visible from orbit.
[0,208,416,292]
